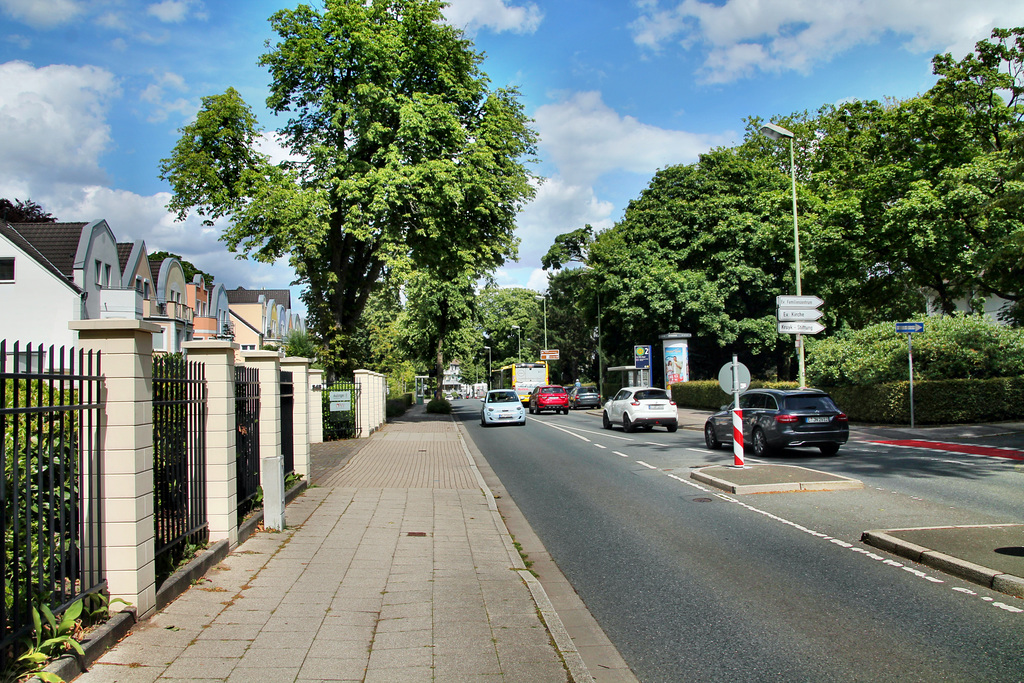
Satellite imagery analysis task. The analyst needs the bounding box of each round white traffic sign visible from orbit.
[718,361,750,394]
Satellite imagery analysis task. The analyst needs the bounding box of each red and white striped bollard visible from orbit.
[732,408,744,467]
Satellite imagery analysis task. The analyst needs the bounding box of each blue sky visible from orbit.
[2,0,1023,317]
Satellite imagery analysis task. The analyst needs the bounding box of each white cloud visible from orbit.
[0,61,118,196]
[147,0,199,23]
[443,0,543,35]
[140,71,194,122]
[533,91,729,185]
[631,0,1024,83]
[0,0,83,28]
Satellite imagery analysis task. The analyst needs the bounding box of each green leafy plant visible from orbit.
[1,599,85,683]
[425,397,452,414]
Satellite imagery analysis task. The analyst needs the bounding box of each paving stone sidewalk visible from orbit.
[70,411,575,682]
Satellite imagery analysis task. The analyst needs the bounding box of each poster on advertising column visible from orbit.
[660,333,691,389]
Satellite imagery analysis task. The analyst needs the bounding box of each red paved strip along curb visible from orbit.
[870,440,1024,461]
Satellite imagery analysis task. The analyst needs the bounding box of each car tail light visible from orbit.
[631,401,640,406]
[836,413,848,422]
[775,414,799,424]
[670,400,676,406]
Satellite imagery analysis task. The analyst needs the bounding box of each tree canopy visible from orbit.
[159,0,538,373]
[0,198,56,223]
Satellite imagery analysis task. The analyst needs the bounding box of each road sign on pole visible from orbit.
[777,308,824,321]
[777,295,823,309]
[777,321,825,334]
[895,322,924,334]
[540,349,560,360]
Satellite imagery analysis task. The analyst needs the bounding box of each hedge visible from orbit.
[671,377,1024,425]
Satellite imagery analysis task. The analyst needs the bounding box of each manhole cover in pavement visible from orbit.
[692,497,714,503]
[407,532,428,537]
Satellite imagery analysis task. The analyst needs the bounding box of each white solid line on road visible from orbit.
[613,451,629,458]
[536,420,592,442]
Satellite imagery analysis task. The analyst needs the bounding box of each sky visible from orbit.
[2,0,1024,319]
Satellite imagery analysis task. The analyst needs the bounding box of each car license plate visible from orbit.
[805,416,830,423]
[648,405,663,410]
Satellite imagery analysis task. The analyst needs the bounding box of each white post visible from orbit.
[309,368,324,444]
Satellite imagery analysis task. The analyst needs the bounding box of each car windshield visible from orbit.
[580,386,597,393]
[781,395,839,412]
[488,392,519,404]
[634,389,669,401]
[541,387,564,394]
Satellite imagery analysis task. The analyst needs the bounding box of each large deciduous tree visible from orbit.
[159,0,538,373]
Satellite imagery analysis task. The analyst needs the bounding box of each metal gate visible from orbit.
[234,365,260,520]
[322,379,359,440]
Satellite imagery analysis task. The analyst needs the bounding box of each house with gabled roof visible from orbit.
[147,254,192,353]
[225,287,304,352]
[0,219,129,353]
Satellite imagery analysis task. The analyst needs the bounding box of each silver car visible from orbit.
[602,386,678,432]
[704,388,849,456]
[480,389,526,426]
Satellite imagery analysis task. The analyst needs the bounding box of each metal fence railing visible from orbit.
[322,379,358,440]
[0,341,105,658]
[234,366,261,521]
[152,354,208,571]
[280,370,294,476]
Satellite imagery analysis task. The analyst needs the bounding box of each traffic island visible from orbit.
[863,524,1024,598]
[691,464,864,494]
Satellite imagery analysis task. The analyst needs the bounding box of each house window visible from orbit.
[104,264,111,287]
[135,276,143,293]
[144,281,150,299]
[94,260,102,285]
[0,257,13,282]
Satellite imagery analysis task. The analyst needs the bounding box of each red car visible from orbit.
[528,385,569,415]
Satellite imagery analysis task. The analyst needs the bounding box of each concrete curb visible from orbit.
[39,607,136,683]
[452,416,595,683]
[862,527,1024,598]
[691,464,864,494]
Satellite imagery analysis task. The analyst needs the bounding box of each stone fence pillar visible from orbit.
[309,368,324,444]
[182,340,239,548]
[69,319,160,618]
[354,369,386,438]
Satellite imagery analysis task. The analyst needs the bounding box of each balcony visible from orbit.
[98,288,143,320]
[144,299,194,324]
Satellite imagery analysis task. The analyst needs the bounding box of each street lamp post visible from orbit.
[534,294,548,351]
[483,345,491,389]
[760,121,805,387]
[511,325,521,363]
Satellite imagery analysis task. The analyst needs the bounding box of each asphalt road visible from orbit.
[456,401,1024,683]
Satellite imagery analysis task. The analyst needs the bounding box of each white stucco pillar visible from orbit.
[69,319,160,618]
[308,368,324,444]
[281,357,311,480]
[182,340,239,548]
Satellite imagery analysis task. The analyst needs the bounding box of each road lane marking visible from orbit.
[613,451,629,458]
[595,444,607,449]
[535,420,592,442]
[636,461,658,469]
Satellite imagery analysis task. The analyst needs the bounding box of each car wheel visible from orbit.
[602,411,612,429]
[666,423,678,433]
[562,408,569,415]
[480,418,487,427]
[643,425,654,432]
[528,405,535,415]
[623,415,636,433]
[752,428,773,457]
[818,443,840,456]
[704,423,721,449]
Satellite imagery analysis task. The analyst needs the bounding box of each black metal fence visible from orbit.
[0,341,104,656]
[322,379,358,440]
[280,370,294,476]
[152,354,208,573]
[234,366,261,521]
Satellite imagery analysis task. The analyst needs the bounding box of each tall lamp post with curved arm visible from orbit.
[511,325,521,363]
[483,345,491,389]
[760,121,805,388]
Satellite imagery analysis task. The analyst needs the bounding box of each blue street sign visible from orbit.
[634,345,651,369]
[895,322,924,334]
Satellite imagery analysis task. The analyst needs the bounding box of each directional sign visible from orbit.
[777,295,824,309]
[540,349,560,360]
[777,308,824,321]
[778,321,825,335]
[895,322,924,334]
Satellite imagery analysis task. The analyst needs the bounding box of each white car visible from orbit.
[602,386,678,433]
[480,389,527,426]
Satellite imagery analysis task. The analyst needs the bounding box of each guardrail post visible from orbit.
[69,319,161,618]
[182,340,239,548]
[309,368,324,444]
[241,351,284,530]
[281,357,311,479]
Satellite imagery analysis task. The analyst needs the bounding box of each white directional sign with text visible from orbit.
[777,321,826,334]
[777,295,825,335]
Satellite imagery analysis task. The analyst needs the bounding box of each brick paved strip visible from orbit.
[329,428,480,489]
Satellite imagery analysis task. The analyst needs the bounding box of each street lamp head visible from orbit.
[760,123,794,140]
[483,345,490,350]
[511,324,520,330]
[534,295,544,301]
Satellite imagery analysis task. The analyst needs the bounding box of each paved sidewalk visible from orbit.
[72,408,586,682]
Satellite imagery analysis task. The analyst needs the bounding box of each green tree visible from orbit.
[147,251,215,284]
[159,0,538,374]
[0,198,56,223]
[476,286,542,368]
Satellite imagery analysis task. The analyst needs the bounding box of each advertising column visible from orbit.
[659,332,691,390]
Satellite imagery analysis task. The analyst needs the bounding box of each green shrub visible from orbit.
[806,313,1024,387]
[386,398,407,418]
[671,379,799,410]
[403,392,414,407]
[425,397,452,414]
